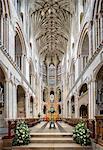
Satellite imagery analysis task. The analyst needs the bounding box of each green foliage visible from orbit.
[12,121,30,146]
[73,122,91,146]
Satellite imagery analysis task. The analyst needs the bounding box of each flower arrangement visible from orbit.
[12,121,30,146]
[73,122,91,146]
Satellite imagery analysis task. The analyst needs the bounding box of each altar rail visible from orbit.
[63,118,95,139]
[5,118,40,139]
[95,116,103,146]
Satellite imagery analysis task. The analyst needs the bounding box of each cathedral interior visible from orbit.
[0,0,103,150]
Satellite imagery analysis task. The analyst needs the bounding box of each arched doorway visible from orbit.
[79,83,88,118]
[0,67,6,127]
[80,105,88,118]
[30,96,34,117]
[17,85,26,118]
[96,65,103,115]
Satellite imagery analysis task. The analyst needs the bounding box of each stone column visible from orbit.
[5,80,9,119]
[25,92,30,118]
[88,79,95,119]
[88,81,91,119]
[100,13,103,42]
[12,83,17,119]
[91,80,95,119]
[8,80,13,119]
[33,97,35,117]
[67,101,69,117]
[88,20,93,58]
[75,93,79,118]
[69,98,72,118]
[65,98,68,118]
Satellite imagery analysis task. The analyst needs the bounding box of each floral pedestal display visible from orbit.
[73,122,91,146]
[12,121,30,146]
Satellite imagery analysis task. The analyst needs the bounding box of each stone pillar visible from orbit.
[25,92,30,118]
[69,98,72,118]
[5,80,9,119]
[100,13,103,42]
[8,81,13,119]
[91,80,95,119]
[65,98,68,118]
[75,93,79,118]
[33,97,35,117]
[12,83,17,119]
[67,101,69,117]
[88,79,95,119]
[88,20,93,58]
[88,82,91,119]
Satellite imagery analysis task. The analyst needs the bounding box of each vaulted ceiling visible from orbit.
[30,0,73,63]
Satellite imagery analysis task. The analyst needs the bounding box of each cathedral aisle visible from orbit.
[11,121,92,150]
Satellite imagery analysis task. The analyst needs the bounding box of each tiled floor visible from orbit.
[30,121,73,133]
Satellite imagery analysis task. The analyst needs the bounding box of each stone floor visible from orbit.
[11,121,92,150]
[2,121,93,150]
[30,121,73,133]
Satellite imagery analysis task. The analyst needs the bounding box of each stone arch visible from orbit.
[15,32,22,70]
[17,85,26,118]
[0,65,7,127]
[95,65,103,115]
[77,23,89,57]
[92,0,103,48]
[92,0,103,19]
[15,23,26,55]
[78,27,89,72]
[78,83,88,118]
[81,33,89,69]
[0,0,10,17]
[15,23,26,73]
[79,104,88,118]
[70,61,75,87]
[79,83,88,96]
[0,62,8,80]
[0,0,11,49]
